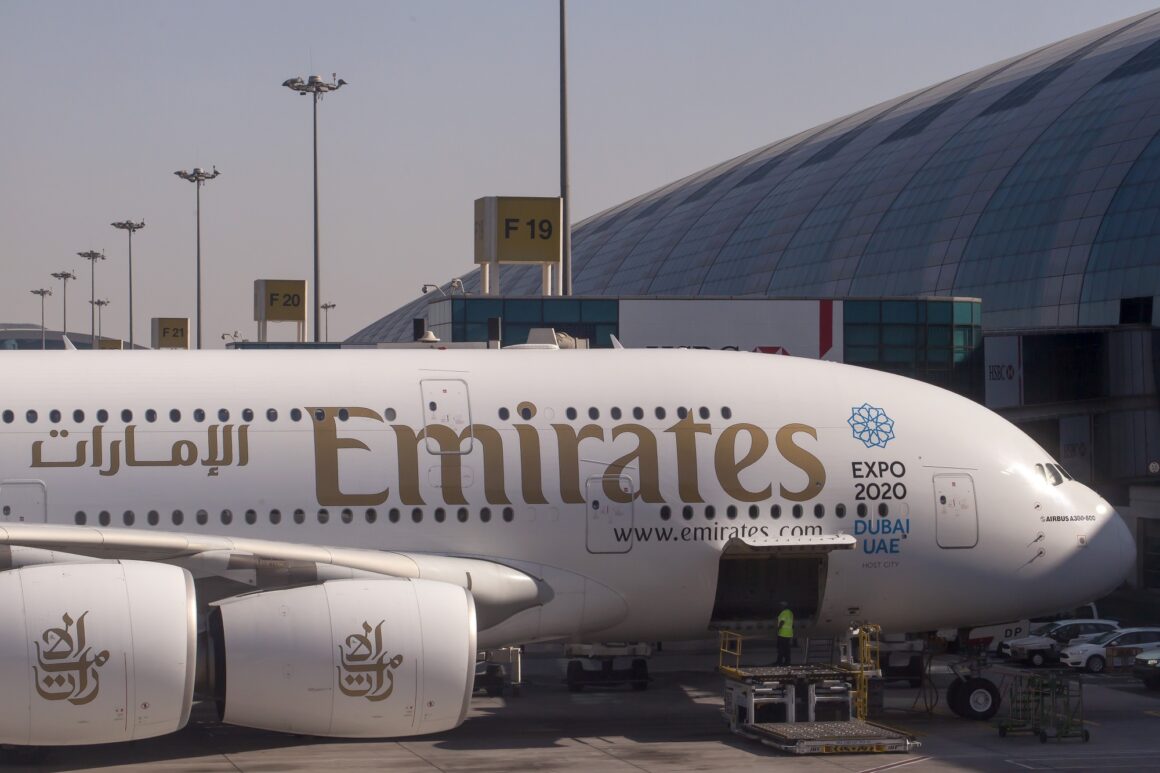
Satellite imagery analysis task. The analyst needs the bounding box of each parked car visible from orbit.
[1006,619,1120,666]
[1132,648,1160,690]
[1060,628,1160,673]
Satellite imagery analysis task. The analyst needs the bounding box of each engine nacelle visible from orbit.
[209,578,476,737]
[0,561,197,746]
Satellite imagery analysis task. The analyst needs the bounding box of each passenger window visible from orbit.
[341,508,353,524]
[726,505,737,519]
[519,405,533,420]
[857,503,868,517]
[682,505,694,520]
[1,410,11,424]
[145,409,157,423]
[566,407,577,420]
[435,508,446,523]
[412,508,422,523]
[313,409,325,422]
[660,506,672,521]
[73,409,84,423]
[878,503,889,517]
[49,409,61,423]
[123,511,134,526]
[480,507,491,523]
[655,407,666,420]
[97,409,108,423]
[503,507,514,522]
[384,408,397,421]
[698,407,710,420]
[218,409,230,422]
[365,508,378,524]
[26,410,38,424]
[172,510,184,525]
[290,409,302,422]
[293,508,305,524]
[245,509,257,525]
[705,505,716,520]
[457,507,468,523]
[389,508,400,523]
[499,407,510,420]
[338,409,349,422]
[318,508,330,524]
[836,503,846,518]
[632,407,644,420]
[792,504,803,518]
[611,407,622,420]
[193,409,205,423]
[677,407,688,419]
[721,407,732,419]
[98,511,110,526]
[270,509,282,524]
[267,408,278,422]
[588,407,600,420]
[121,409,133,423]
[771,504,782,519]
[170,409,181,422]
[75,511,86,525]
[814,504,825,518]
[242,408,254,422]
[749,505,759,519]
[220,509,232,525]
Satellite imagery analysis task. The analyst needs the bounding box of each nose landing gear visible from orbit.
[947,676,1001,721]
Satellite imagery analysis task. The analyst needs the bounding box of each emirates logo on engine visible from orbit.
[33,611,110,706]
[337,620,404,702]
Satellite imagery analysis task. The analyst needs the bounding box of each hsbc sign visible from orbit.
[985,336,1023,409]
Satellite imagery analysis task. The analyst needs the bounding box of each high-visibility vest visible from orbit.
[777,608,794,638]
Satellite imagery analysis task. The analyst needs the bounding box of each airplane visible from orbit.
[0,346,1134,746]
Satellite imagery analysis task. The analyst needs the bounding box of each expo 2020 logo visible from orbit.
[848,403,895,449]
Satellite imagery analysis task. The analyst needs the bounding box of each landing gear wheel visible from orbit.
[630,658,649,691]
[1029,651,1047,668]
[946,678,964,715]
[955,677,1000,721]
[566,660,585,693]
[1086,655,1106,674]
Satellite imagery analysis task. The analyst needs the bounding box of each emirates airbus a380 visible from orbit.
[0,347,1134,746]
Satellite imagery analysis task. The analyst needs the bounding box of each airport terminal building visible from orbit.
[354,12,1160,590]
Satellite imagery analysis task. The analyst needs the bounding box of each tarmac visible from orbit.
[6,646,1160,772]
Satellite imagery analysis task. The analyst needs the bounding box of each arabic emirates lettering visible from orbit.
[337,620,404,702]
[33,611,110,706]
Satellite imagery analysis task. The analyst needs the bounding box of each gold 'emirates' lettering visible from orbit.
[310,404,827,508]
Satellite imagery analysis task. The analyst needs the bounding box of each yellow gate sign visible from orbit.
[255,279,308,322]
[151,318,190,349]
[474,196,562,264]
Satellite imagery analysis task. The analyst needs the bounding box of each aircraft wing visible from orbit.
[0,522,549,629]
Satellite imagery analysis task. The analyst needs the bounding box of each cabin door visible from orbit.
[0,481,47,523]
[934,473,978,548]
[585,475,634,554]
[420,379,473,453]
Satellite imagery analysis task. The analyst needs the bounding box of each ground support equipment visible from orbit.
[474,646,523,697]
[719,632,917,755]
[996,671,1087,743]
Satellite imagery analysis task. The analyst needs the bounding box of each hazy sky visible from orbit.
[2,0,1157,346]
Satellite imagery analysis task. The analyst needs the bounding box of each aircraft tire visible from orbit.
[946,678,965,716]
[566,660,585,692]
[956,677,1000,721]
[630,658,649,691]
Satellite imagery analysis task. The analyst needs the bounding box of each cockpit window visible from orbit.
[1036,462,1069,486]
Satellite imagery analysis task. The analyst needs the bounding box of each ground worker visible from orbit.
[776,601,794,666]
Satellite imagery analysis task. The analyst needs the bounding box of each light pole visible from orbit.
[90,299,110,344]
[50,271,76,336]
[321,301,336,342]
[111,219,145,349]
[78,250,105,349]
[174,167,220,349]
[282,73,347,343]
[30,288,52,349]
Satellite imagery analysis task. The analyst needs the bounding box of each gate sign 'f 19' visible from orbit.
[0,348,1134,745]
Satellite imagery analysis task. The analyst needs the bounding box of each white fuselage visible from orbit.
[0,349,1135,641]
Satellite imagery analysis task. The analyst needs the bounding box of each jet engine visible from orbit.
[204,578,477,737]
[0,561,197,746]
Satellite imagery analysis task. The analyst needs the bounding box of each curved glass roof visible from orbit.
[353,9,1160,343]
